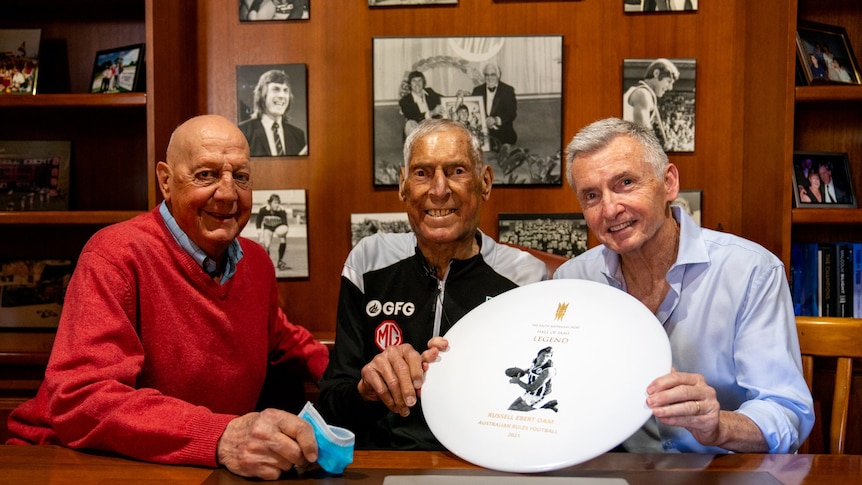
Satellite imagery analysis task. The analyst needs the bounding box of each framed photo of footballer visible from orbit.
[350,212,411,247]
[792,152,856,208]
[240,189,309,278]
[89,43,144,93]
[497,212,587,259]
[0,140,71,211]
[372,35,564,186]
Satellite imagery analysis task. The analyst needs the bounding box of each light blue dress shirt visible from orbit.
[554,206,814,453]
[159,202,243,285]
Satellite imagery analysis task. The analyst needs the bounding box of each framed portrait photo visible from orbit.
[240,189,309,278]
[623,58,696,152]
[498,212,587,259]
[796,21,861,86]
[0,29,42,95]
[236,63,309,157]
[89,43,145,93]
[372,35,564,186]
[792,152,857,208]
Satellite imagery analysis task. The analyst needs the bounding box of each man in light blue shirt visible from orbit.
[555,118,813,453]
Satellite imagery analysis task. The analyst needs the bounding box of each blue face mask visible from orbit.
[299,401,355,475]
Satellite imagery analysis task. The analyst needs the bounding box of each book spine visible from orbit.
[855,243,862,318]
[837,243,853,317]
[819,243,836,317]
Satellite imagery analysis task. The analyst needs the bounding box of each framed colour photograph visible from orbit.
[498,213,587,259]
[792,152,856,208]
[0,259,73,329]
[372,35,563,186]
[240,189,310,278]
[0,140,71,211]
[89,43,145,93]
[796,21,861,85]
[0,29,41,95]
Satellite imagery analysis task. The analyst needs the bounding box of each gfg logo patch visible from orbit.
[366,300,415,317]
[375,320,403,350]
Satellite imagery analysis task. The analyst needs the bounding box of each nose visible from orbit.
[600,192,622,219]
[213,172,238,202]
[428,169,451,200]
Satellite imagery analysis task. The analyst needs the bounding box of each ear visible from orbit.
[479,165,494,201]
[398,166,407,202]
[664,163,680,202]
[156,161,172,201]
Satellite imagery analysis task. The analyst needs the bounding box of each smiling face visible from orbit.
[157,115,252,261]
[571,135,678,256]
[263,82,291,118]
[399,125,492,256]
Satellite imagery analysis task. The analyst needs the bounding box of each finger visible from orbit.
[264,409,318,466]
[360,361,397,409]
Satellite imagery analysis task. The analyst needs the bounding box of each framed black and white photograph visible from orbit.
[237,64,309,157]
[240,189,309,278]
[672,189,702,226]
[373,35,564,186]
[0,141,70,211]
[498,213,587,259]
[624,0,698,12]
[796,21,861,86]
[623,58,696,152]
[240,0,309,20]
[350,212,411,247]
[792,152,856,208]
[0,29,41,95]
[0,259,73,329]
[440,95,491,151]
[89,43,144,93]
[370,0,457,6]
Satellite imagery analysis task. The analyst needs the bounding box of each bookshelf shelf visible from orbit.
[792,209,862,225]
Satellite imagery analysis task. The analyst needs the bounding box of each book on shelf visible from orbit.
[791,241,862,318]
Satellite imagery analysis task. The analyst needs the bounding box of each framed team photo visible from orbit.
[350,212,411,247]
[792,152,857,209]
[497,213,587,259]
[89,44,144,93]
[240,189,310,278]
[372,35,564,186]
[370,0,457,5]
[0,29,41,95]
[0,140,71,212]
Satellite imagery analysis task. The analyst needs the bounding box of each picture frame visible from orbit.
[440,95,491,151]
[240,189,310,277]
[623,58,696,152]
[672,189,702,226]
[372,35,563,186]
[236,63,309,157]
[796,21,861,86]
[89,43,145,93]
[240,0,309,21]
[370,0,457,6]
[792,152,856,208]
[350,212,411,247]
[0,29,41,95]
[0,259,73,329]
[0,141,71,211]
[624,0,697,12]
[498,213,587,259]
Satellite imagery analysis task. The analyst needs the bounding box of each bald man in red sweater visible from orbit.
[6,115,328,480]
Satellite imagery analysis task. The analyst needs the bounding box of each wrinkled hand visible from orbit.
[358,343,425,416]
[645,369,721,446]
[217,409,318,481]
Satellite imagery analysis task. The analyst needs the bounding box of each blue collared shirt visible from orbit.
[159,202,243,284]
[554,206,814,453]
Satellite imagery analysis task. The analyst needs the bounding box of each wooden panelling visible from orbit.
[197,0,753,335]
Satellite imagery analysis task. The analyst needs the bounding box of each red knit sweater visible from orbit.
[6,208,328,466]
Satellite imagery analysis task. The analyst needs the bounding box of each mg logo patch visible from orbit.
[375,320,403,351]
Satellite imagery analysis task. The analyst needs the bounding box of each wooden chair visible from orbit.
[795,316,862,454]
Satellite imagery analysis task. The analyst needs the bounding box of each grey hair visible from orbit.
[564,118,668,191]
[403,118,484,172]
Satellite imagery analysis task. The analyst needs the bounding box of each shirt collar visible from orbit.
[159,202,243,284]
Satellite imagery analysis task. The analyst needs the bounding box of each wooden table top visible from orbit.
[1,445,860,484]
